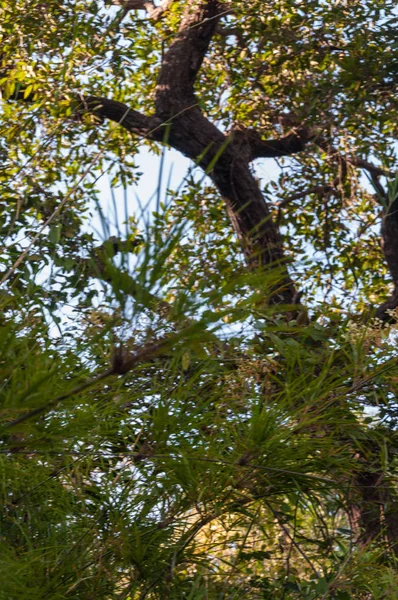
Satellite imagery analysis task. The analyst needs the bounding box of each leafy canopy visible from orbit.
[0,1,398,599]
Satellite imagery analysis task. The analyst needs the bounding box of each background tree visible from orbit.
[1,0,398,598]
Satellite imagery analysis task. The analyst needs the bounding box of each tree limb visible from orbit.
[376,197,398,321]
[79,96,165,141]
[348,156,392,179]
[315,137,394,179]
[243,127,315,161]
[155,0,224,118]
[113,0,175,21]
[312,136,398,321]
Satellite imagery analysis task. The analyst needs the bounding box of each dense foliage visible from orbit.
[1,1,398,598]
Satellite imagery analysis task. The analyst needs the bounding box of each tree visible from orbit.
[1,0,398,598]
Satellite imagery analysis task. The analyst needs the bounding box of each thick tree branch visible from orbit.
[12,90,165,140]
[15,85,297,305]
[155,0,224,118]
[80,96,165,141]
[350,444,398,554]
[243,127,315,161]
[151,0,297,305]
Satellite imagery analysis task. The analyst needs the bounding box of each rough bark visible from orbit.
[149,0,398,553]
[80,96,163,140]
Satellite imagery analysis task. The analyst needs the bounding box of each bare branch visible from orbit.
[155,0,224,117]
[80,96,165,141]
[113,0,176,21]
[147,0,176,20]
[243,127,315,161]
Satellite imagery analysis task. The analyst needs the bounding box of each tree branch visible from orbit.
[12,91,166,141]
[311,136,398,321]
[277,184,335,208]
[3,334,176,430]
[113,0,176,21]
[243,127,315,161]
[315,137,394,179]
[348,156,392,179]
[155,0,224,118]
[151,1,297,305]
[79,96,165,141]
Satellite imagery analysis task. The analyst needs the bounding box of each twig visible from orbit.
[264,500,320,577]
